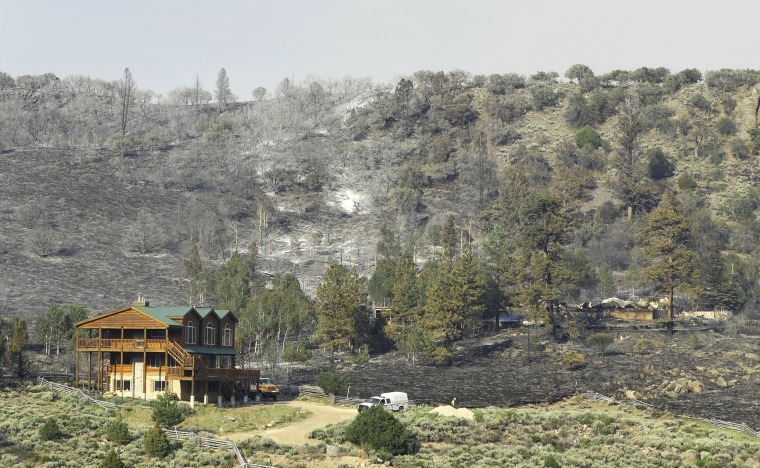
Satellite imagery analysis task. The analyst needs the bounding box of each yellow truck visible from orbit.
[249,377,279,401]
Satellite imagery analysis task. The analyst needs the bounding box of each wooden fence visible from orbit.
[161,427,270,468]
[37,376,117,410]
[580,391,758,439]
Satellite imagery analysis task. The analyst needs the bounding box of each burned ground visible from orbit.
[305,328,760,427]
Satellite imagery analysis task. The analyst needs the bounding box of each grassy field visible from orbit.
[1,383,758,467]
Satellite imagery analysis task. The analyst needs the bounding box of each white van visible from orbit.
[358,391,408,412]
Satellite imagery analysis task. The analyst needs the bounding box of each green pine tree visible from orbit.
[143,423,170,458]
[98,448,126,468]
[637,194,701,321]
[9,319,28,377]
[313,263,368,357]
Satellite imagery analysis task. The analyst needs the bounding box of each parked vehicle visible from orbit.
[357,391,408,412]
[249,377,279,401]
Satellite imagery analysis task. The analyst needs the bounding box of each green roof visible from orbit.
[184,346,238,355]
[133,306,192,327]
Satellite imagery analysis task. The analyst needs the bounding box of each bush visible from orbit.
[282,341,311,363]
[677,173,697,190]
[587,333,614,355]
[315,365,348,396]
[345,405,414,456]
[562,351,588,370]
[98,448,126,468]
[150,392,184,427]
[575,125,602,149]
[716,117,737,136]
[39,418,62,441]
[105,415,130,445]
[144,424,170,458]
[647,147,674,180]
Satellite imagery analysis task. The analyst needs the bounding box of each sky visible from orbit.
[1,0,757,99]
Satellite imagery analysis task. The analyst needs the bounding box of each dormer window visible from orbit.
[222,324,233,346]
[204,323,216,345]
[185,321,196,344]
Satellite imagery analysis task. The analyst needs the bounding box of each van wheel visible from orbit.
[398,406,404,411]
[255,393,261,402]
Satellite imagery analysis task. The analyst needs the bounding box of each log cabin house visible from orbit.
[74,299,259,406]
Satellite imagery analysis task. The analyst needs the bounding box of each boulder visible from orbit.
[680,450,699,465]
[625,389,640,400]
[745,353,760,363]
[716,377,728,388]
[687,380,704,393]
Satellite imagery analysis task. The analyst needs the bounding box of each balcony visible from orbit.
[77,338,166,351]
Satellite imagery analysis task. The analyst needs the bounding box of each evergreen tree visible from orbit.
[150,392,184,427]
[39,417,63,441]
[98,448,126,468]
[368,257,396,307]
[9,319,28,377]
[514,193,571,342]
[210,252,250,311]
[376,223,402,260]
[388,250,424,361]
[105,415,131,445]
[313,263,368,356]
[700,246,746,312]
[143,423,170,458]
[421,268,464,363]
[183,244,203,279]
[637,195,701,321]
[440,214,458,261]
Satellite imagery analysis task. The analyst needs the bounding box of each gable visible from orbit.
[76,308,168,329]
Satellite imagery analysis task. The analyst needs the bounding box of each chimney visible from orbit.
[134,294,149,307]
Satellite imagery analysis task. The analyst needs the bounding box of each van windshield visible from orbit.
[367,397,383,404]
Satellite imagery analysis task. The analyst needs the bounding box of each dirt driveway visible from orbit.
[227,401,357,445]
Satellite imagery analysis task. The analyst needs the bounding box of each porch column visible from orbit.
[143,328,147,397]
[74,329,79,388]
[87,352,92,392]
[120,326,125,397]
[97,328,102,392]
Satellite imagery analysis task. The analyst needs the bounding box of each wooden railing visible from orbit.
[162,426,256,468]
[77,338,165,350]
[37,376,118,410]
[166,340,194,367]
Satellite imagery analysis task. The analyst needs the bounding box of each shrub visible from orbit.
[98,448,126,468]
[150,392,184,427]
[351,345,370,365]
[315,365,349,396]
[544,454,560,467]
[282,341,311,363]
[345,405,414,456]
[587,333,614,355]
[647,148,674,180]
[105,415,130,445]
[562,351,588,370]
[575,125,603,149]
[677,173,697,190]
[716,117,737,136]
[39,418,62,441]
[144,424,170,458]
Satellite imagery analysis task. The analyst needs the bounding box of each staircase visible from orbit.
[220,380,234,399]
[166,341,194,367]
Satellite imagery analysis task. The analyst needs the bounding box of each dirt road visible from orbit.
[228,401,357,445]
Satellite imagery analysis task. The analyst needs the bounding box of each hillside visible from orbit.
[1,67,760,327]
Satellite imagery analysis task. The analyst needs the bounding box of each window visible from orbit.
[148,354,163,368]
[204,323,216,345]
[115,380,131,391]
[219,356,232,368]
[154,380,167,392]
[222,324,233,346]
[167,356,177,368]
[203,355,216,368]
[185,321,196,344]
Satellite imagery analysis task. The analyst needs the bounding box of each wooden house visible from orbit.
[74,299,259,406]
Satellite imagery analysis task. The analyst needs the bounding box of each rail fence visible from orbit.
[580,391,758,439]
[161,427,271,468]
[37,376,117,410]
